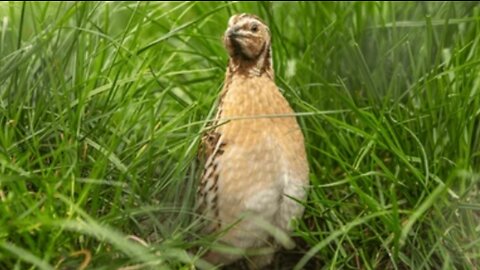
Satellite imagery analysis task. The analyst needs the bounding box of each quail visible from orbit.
[196,13,309,269]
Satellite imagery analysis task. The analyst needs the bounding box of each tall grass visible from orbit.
[0,2,479,269]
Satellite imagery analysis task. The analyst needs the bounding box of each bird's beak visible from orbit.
[227,26,242,39]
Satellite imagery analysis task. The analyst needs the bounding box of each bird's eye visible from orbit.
[251,24,258,32]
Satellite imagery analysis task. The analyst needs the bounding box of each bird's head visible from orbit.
[223,13,273,75]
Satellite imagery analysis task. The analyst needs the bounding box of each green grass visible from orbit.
[0,1,479,269]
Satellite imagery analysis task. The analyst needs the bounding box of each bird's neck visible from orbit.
[227,49,274,79]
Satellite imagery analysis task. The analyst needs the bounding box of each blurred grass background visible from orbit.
[0,1,479,269]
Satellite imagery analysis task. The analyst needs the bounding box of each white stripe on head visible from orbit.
[227,14,268,31]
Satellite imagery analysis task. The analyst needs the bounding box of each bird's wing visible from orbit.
[196,76,231,232]
[196,129,225,233]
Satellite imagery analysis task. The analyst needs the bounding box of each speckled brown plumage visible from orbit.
[197,13,309,269]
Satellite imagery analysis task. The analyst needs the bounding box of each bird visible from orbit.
[196,13,309,269]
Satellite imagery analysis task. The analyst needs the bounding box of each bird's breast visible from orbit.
[206,74,309,227]
[213,74,307,194]
[218,75,300,147]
